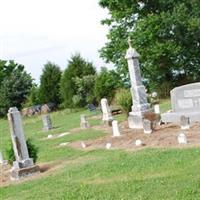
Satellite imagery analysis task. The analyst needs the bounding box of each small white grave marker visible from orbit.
[154,104,160,114]
[106,143,112,149]
[81,141,86,149]
[59,142,69,146]
[177,133,187,144]
[135,139,143,147]
[0,151,3,164]
[47,134,53,139]
[57,132,70,138]
[112,120,121,137]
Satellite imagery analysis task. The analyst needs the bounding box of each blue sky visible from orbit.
[0,0,113,83]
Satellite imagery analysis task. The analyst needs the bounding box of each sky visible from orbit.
[0,0,112,83]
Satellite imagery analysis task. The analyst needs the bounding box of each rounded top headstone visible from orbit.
[8,107,19,113]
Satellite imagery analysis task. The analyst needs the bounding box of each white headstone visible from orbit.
[0,151,3,164]
[177,133,187,144]
[100,98,113,125]
[81,141,86,149]
[106,143,112,149]
[135,139,143,146]
[47,134,53,139]
[112,120,121,137]
[154,104,160,114]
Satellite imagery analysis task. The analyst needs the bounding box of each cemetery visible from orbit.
[1,1,200,199]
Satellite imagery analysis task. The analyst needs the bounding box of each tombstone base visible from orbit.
[103,119,113,127]
[10,165,40,180]
[128,113,143,129]
[161,112,200,123]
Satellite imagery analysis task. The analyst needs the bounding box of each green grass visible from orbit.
[1,100,200,200]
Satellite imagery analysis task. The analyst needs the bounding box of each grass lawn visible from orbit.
[1,100,200,200]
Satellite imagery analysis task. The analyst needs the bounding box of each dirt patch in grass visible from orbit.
[0,156,99,188]
[69,121,200,151]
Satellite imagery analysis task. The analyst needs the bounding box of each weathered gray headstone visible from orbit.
[143,119,152,134]
[112,120,121,137]
[180,115,190,130]
[7,107,39,180]
[80,115,90,129]
[161,83,200,123]
[42,114,52,131]
[125,39,151,129]
[101,98,113,126]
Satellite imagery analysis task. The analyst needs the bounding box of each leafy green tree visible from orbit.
[60,53,96,107]
[94,67,123,103]
[99,0,200,96]
[73,75,96,107]
[23,84,40,107]
[0,60,33,116]
[39,62,62,105]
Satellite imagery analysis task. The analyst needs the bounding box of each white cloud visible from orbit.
[0,0,113,83]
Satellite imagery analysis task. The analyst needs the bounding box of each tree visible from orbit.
[39,62,62,105]
[23,84,40,107]
[0,60,33,116]
[60,53,96,107]
[99,0,200,97]
[94,67,123,103]
[73,75,97,107]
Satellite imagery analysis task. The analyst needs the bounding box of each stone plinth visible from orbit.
[7,107,40,180]
[125,41,151,129]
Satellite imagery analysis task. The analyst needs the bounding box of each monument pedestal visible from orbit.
[10,165,40,180]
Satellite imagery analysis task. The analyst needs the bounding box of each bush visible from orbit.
[6,138,39,165]
[94,68,123,103]
[115,88,132,116]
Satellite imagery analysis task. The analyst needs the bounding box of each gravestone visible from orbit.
[125,39,151,129]
[101,98,113,126]
[0,151,3,164]
[143,119,152,134]
[106,143,112,149]
[180,115,190,130]
[112,120,121,137]
[177,133,187,144]
[161,83,200,123]
[42,114,52,131]
[135,139,143,146]
[154,104,160,114]
[80,115,90,129]
[7,107,39,180]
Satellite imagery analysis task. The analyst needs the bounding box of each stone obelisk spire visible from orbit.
[125,38,151,129]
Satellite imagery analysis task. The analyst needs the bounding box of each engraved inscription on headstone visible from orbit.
[161,82,200,123]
